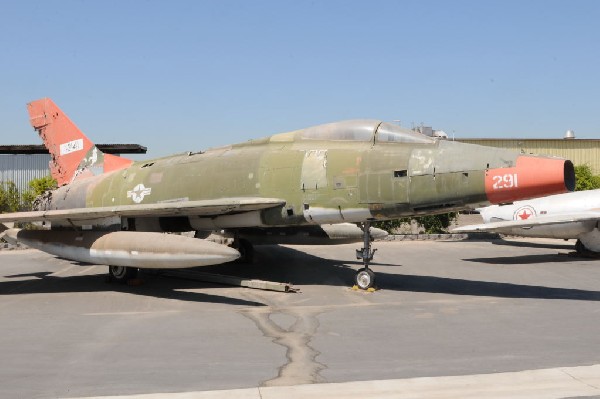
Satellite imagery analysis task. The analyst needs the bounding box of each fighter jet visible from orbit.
[0,98,575,289]
[454,189,600,255]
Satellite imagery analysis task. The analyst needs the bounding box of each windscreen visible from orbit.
[298,120,377,142]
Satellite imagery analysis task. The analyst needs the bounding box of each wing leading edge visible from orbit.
[0,197,286,223]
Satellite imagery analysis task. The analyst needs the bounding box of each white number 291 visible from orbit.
[492,173,518,190]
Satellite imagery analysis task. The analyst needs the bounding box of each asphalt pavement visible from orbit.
[1,237,599,398]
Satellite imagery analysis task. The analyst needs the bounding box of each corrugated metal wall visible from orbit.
[457,139,600,174]
[0,154,51,193]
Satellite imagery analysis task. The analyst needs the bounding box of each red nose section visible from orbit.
[485,156,575,204]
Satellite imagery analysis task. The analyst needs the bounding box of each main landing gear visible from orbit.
[576,239,586,254]
[575,239,599,257]
[108,266,138,283]
[355,221,377,290]
[233,236,254,264]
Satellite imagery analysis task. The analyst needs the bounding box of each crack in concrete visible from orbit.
[560,368,600,391]
[241,296,327,387]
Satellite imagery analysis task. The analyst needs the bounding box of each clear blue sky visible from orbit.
[1,0,598,158]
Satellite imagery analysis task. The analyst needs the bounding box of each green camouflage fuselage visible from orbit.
[41,120,525,232]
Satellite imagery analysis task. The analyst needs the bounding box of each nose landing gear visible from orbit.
[355,221,377,290]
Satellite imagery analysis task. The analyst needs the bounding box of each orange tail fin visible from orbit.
[27,98,133,186]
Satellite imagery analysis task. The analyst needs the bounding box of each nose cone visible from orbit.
[485,156,574,204]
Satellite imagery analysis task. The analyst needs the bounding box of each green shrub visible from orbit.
[374,212,457,234]
[574,164,600,191]
[22,176,57,210]
[0,181,20,213]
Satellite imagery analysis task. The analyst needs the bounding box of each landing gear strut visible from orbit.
[355,221,377,290]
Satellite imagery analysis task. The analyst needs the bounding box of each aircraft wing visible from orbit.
[0,197,286,223]
[453,211,600,233]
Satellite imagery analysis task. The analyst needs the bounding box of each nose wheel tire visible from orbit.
[109,266,138,283]
[355,268,376,290]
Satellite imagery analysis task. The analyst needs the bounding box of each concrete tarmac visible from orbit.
[1,237,599,398]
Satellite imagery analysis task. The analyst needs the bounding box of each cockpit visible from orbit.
[289,120,435,144]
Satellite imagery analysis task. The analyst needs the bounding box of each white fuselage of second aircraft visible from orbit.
[456,189,600,253]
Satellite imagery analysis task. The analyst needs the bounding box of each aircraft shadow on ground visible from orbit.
[380,273,600,301]
[0,270,266,306]
[489,238,576,251]
[463,253,583,265]
[200,245,600,302]
[2,245,600,302]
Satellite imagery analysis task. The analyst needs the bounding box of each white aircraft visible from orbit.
[454,189,600,254]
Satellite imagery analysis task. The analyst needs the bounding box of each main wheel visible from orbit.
[109,266,138,283]
[355,268,375,290]
[575,239,587,254]
[235,238,254,263]
[194,230,211,239]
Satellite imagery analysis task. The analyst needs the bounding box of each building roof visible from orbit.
[0,144,147,155]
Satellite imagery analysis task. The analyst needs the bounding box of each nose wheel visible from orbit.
[355,221,377,290]
[355,267,376,290]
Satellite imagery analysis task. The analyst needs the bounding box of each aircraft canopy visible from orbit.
[295,120,434,144]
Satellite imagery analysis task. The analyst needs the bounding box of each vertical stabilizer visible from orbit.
[27,98,133,186]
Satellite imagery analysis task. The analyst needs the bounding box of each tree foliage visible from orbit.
[373,218,411,234]
[574,164,600,191]
[417,212,458,234]
[374,212,458,234]
[0,181,21,213]
[0,176,57,213]
[21,176,57,210]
